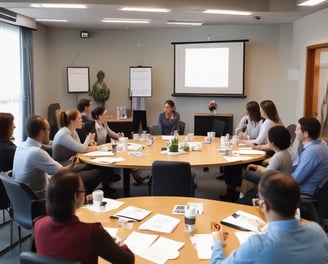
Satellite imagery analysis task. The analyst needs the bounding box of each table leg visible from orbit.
[123,168,131,197]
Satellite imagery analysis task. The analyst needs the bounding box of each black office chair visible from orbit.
[0,172,46,252]
[179,121,186,135]
[20,251,80,264]
[0,179,10,225]
[149,124,161,135]
[150,161,194,197]
[300,177,328,231]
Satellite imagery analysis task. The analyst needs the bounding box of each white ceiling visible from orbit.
[1,0,328,29]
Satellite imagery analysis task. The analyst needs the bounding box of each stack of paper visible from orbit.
[128,143,144,151]
[220,210,266,232]
[139,213,180,233]
[91,157,125,164]
[190,234,213,259]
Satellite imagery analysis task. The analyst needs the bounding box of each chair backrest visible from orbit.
[55,109,64,130]
[20,251,80,264]
[0,172,45,230]
[47,103,61,139]
[313,176,328,224]
[151,161,194,197]
[286,124,296,144]
[0,179,10,210]
[179,121,186,135]
[149,125,161,135]
[212,119,225,137]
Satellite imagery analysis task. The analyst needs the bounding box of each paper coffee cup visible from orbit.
[92,190,104,206]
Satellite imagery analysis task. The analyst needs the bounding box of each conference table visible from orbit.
[78,136,266,197]
[77,196,261,264]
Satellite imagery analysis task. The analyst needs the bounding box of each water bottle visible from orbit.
[184,205,196,233]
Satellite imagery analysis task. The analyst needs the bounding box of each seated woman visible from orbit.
[52,110,105,196]
[34,172,134,264]
[157,100,180,135]
[238,126,297,204]
[0,112,16,172]
[85,107,145,184]
[235,101,263,140]
[239,100,283,153]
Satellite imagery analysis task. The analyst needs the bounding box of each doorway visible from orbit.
[304,43,328,136]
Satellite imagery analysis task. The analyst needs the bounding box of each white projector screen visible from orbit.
[173,40,247,97]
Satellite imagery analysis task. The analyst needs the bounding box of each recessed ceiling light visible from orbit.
[167,21,203,26]
[297,0,326,6]
[102,18,150,24]
[120,7,171,13]
[203,9,252,16]
[36,19,68,22]
[31,3,87,8]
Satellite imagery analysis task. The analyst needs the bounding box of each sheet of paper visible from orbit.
[162,135,174,141]
[235,231,257,245]
[190,234,213,259]
[81,151,114,157]
[238,149,266,155]
[124,231,158,254]
[172,203,204,215]
[139,213,180,233]
[83,198,124,212]
[114,205,151,221]
[128,151,145,157]
[141,236,184,264]
[91,157,125,164]
[128,143,144,151]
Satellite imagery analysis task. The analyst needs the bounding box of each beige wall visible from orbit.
[33,18,315,133]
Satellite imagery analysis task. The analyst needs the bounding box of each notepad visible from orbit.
[113,205,151,221]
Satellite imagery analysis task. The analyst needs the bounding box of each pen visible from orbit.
[109,215,137,222]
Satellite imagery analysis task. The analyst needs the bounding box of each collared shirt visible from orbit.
[235,115,263,140]
[95,121,107,145]
[292,139,328,196]
[12,137,62,199]
[211,219,328,264]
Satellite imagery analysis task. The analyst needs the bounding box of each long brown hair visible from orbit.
[260,100,282,124]
[46,172,81,222]
[0,113,14,141]
[60,109,80,128]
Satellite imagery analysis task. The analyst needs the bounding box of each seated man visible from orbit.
[292,117,328,197]
[211,171,328,264]
[13,115,76,199]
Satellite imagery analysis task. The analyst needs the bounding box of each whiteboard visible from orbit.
[130,66,152,97]
[67,67,90,93]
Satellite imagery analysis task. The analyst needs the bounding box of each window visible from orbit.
[0,22,22,143]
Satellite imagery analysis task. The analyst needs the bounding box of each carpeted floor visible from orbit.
[0,165,227,263]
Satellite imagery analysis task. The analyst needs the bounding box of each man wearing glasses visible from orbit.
[211,171,328,264]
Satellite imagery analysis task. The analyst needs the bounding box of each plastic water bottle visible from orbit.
[184,205,196,233]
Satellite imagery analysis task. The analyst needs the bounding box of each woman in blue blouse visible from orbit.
[157,100,180,135]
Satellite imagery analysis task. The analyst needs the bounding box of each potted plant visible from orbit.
[89,70,110,106]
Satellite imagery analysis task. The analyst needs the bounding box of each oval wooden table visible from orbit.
[77,196,259,264]
[78,136,266,196]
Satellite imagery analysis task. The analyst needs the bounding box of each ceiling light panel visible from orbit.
[102,18,150,24]
[203,9,252,16]
[31,3,87,9]
[297,0,326,6]
[120,7,171,13]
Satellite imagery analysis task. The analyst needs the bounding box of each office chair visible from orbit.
[150,161,194,197]
[47,103,60,140]
[0,179,10,225]
[300,177,328,231]
[20,251,80,264]
[286,124,296,144]
[179,121,186,135]
[0,172,46,252]
[149,125,161,135]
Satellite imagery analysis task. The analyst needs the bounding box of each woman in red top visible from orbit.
[34,172,134,264]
